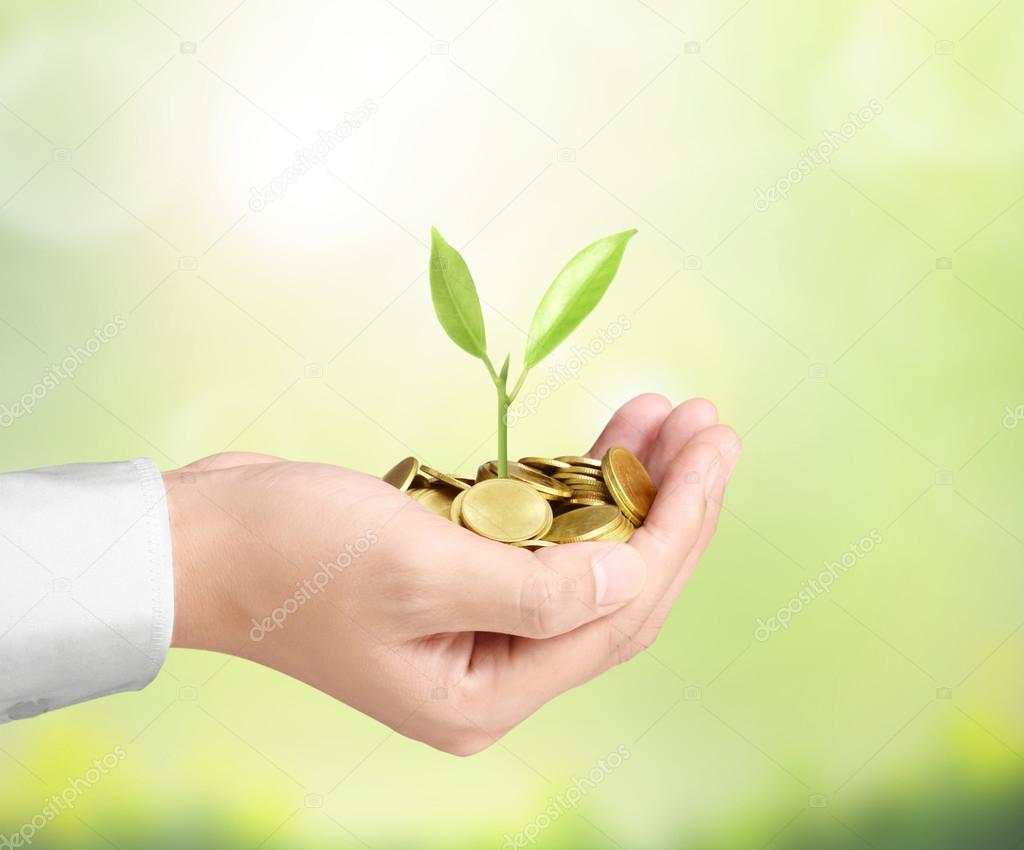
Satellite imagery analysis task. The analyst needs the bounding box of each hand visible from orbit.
[165,395,740,755]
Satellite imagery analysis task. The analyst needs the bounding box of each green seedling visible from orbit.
[428,227,637,477]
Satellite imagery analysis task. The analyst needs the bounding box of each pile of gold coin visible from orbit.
[381,447,656,548]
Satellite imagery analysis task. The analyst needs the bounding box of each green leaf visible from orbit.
[498,353,510,384]
[429,227,487,358]
[524,230,637,368]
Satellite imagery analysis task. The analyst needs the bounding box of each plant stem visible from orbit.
[507,367,529,403]
[482,354,499,384]
[495,365,532,478]
[482,353,510,477]
[497,383,509,478]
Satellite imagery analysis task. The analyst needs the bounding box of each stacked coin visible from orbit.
[381,447,656,548]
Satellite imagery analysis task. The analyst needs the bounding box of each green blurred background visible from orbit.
[1,0,1022,847]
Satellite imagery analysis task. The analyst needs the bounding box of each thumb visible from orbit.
[441,538,647,639]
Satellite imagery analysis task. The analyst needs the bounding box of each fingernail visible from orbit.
[593,545,646,607]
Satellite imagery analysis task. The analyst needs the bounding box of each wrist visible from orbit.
[164,466,292,661]
[164,469,222,652]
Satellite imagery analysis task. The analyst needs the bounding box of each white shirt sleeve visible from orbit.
[0,459,174,723]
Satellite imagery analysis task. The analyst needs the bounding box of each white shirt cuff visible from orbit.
[0,459,174,723]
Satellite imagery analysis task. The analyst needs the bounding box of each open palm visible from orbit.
[168,394,740,754]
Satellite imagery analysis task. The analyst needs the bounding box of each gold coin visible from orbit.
[409,485,458,517]
[556,456,603,470]
[612,523,636,543]
[382,457,419,491]
[562,485,608,497]
[603,488,643,527]
[461,479,553,543]
[602,447,657,525]
[477,461,573,499]
[595,512,634,540]
[554,472,605,485]
[569,483,606,495]
[420,464,471,491]
[519,456,572,472]
[568,489,611,501]
[535,503,554,539]
[544,504,626,543]
[565,496,609,507]
[573,491,613,503]
[388,449,651,544]
[450,488,467,525]
[406,486,434,507]
[556,465,608,477]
